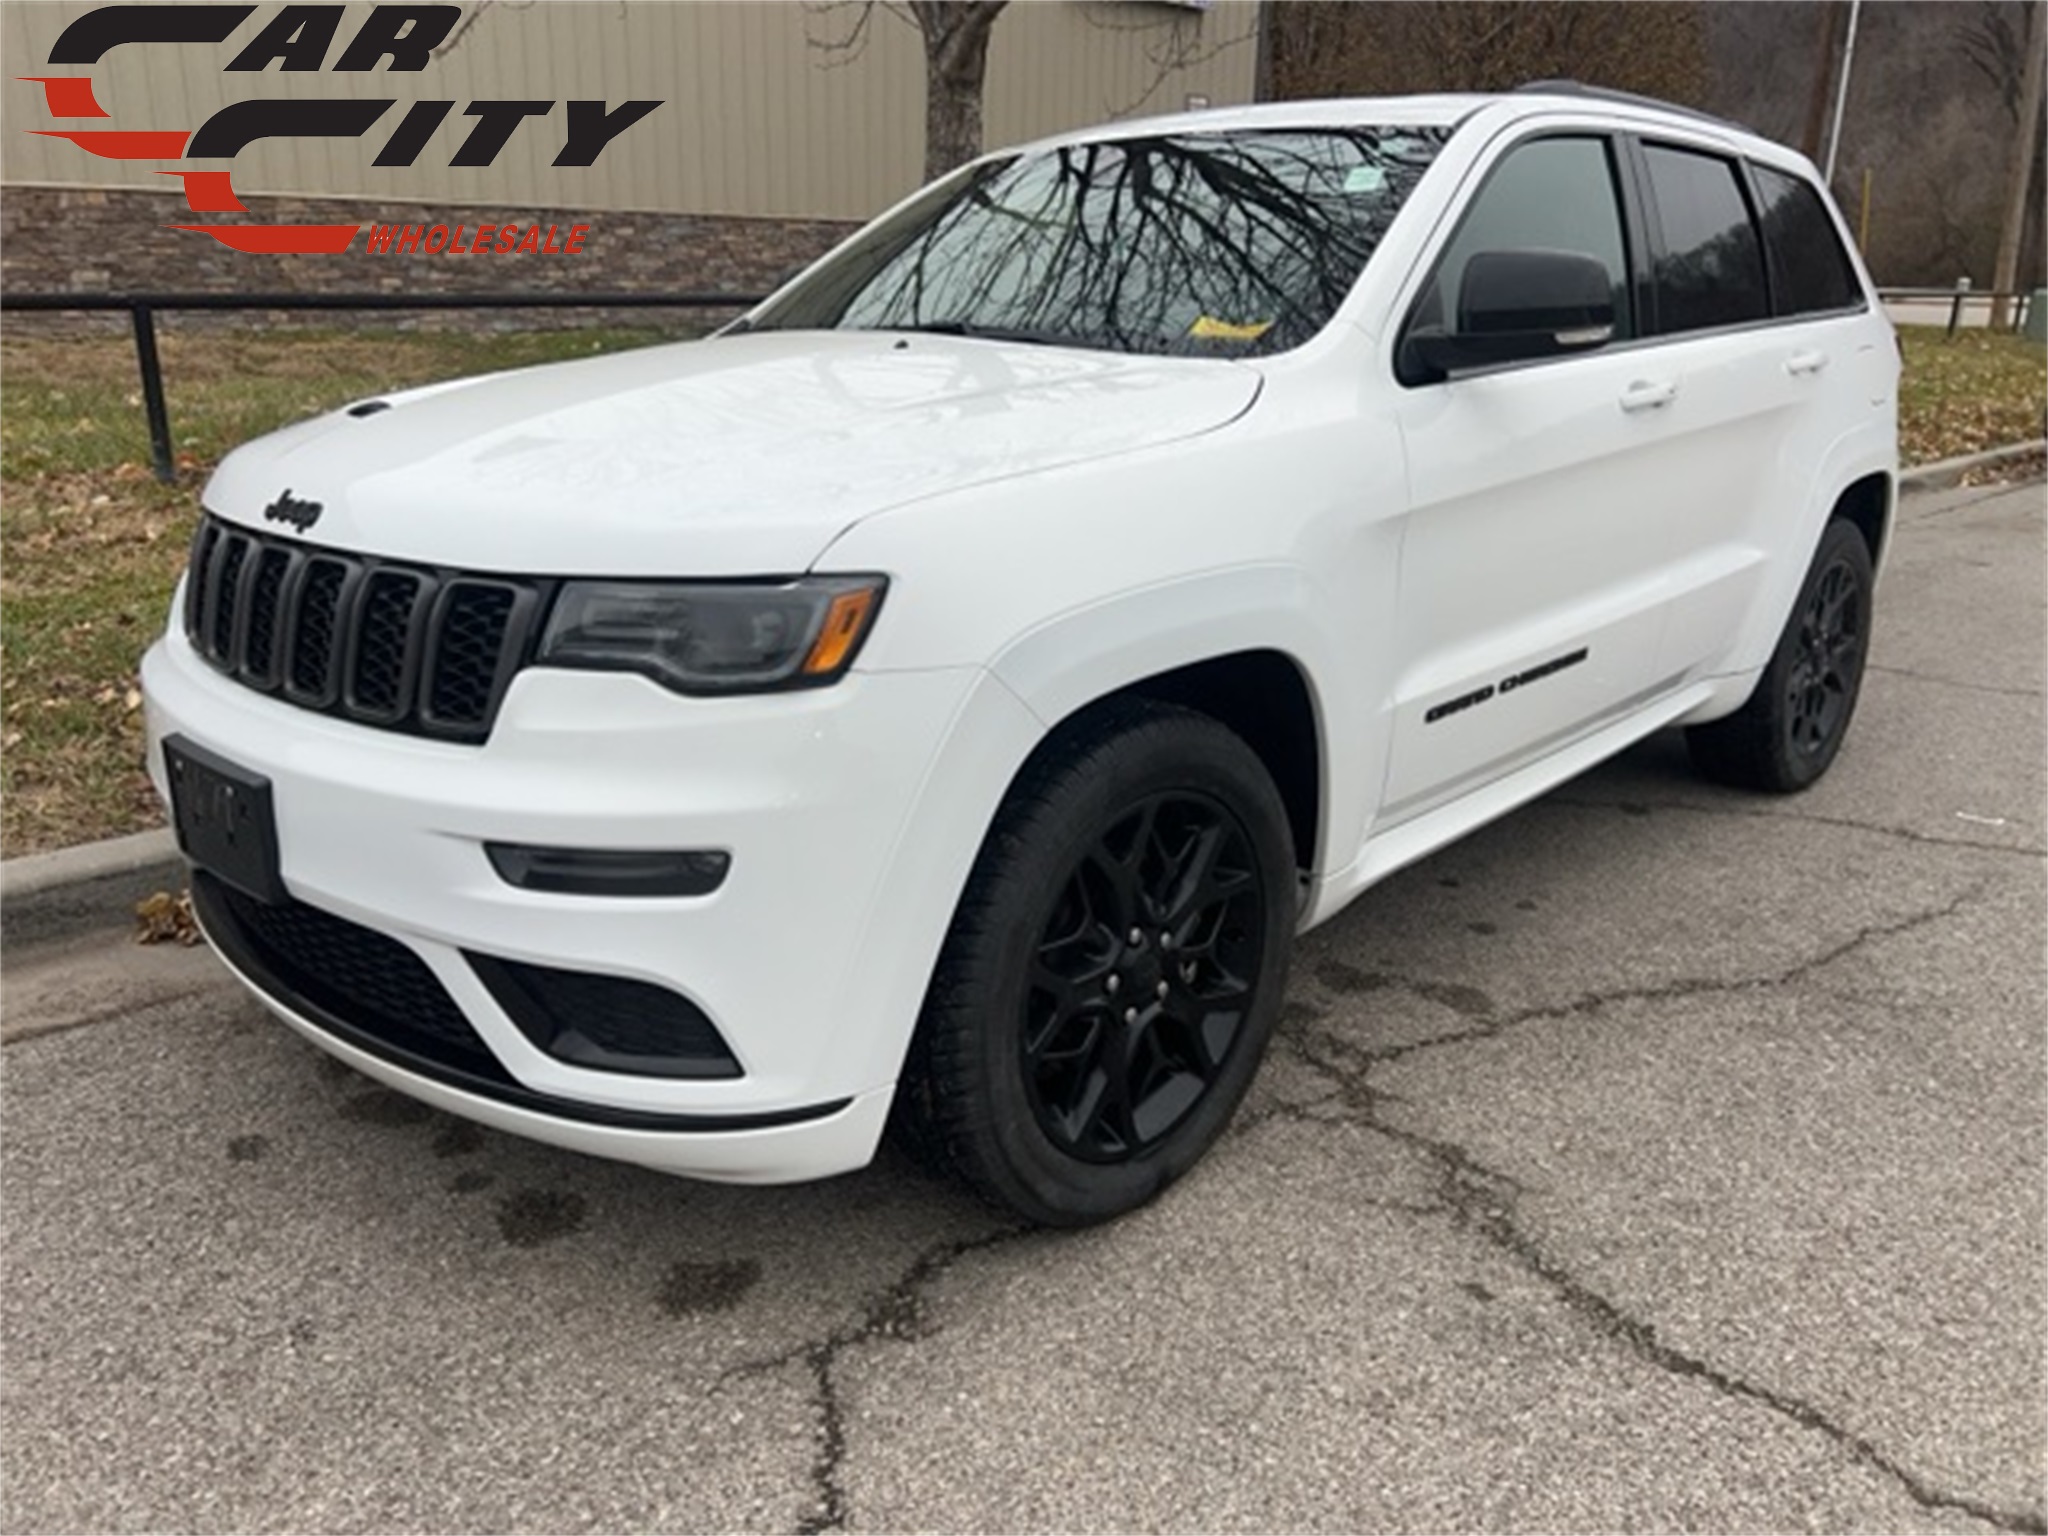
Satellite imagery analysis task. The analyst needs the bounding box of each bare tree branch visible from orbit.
[802,0,918,67]
[1957,0,2030,120]
[1080,2,1260,120]
[1263,1,1707,104]
[804,0,1006,175]
[431,0,537,60]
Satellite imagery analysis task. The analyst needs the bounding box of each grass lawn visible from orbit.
[1897,329,2048,469]
[1,325,672,857]
[2,323,2043,858]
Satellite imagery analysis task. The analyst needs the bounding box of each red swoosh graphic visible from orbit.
[33,128,189,159]
[17,76,109,118]
[158,170,247,212]
[168,224,362,254]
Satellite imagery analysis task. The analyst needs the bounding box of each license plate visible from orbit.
[163,735,285,904]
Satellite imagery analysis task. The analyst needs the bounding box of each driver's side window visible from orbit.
[1404,136,1634,368]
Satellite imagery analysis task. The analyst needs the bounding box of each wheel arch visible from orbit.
[893,688,1306,1222]
[1831,469,1894,570]
[985,566,1338,881]
[996,649,1324,880]
[1718,442,1895,686]
[1091,651,1322,881]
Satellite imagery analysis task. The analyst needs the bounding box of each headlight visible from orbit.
[536,576,886,694]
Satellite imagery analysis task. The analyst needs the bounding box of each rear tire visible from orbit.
[1687,519,1874,793]
[895,699,1295,1227]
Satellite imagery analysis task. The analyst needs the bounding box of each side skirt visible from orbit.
[1302,679,1717,931]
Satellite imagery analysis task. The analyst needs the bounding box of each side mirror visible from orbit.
[1401,248,1616,383]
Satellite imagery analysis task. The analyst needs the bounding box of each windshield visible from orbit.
[745,126,1451,359]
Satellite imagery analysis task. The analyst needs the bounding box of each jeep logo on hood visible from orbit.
[263,489,323,532]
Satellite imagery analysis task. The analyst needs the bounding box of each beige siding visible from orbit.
[1,0,1259,221]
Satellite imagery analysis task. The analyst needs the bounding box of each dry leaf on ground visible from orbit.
[135,888,201,946]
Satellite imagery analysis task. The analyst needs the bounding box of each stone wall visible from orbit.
[0,185,858,335]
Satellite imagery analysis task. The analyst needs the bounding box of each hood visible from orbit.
[201,331,1262,576]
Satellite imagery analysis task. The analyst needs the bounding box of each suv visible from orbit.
[145,87,1896,1226]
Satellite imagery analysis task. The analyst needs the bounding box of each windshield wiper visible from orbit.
[880,320,1081,349]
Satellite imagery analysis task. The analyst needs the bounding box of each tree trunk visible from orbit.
[2021,144,2045,288]
[910,0,1007,181]
[1800,0,1847,160]
[1990,1,2045,327]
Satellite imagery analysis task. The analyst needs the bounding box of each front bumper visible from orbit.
[143,621,1042,1183]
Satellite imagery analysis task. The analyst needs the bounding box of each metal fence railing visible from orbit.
[0,291,764,483]
[1876,284,2039,339]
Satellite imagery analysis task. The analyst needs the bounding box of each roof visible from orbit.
[1009,87,1791,167]
[1024,94,1490,152]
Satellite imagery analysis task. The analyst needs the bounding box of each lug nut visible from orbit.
[1124,1007,1138,1024]
[1156,981,1169,998]
[1106,974,1121,995]
[1128,927,1143,945]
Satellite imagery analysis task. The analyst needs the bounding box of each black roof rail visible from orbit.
[1511,79,1751,136]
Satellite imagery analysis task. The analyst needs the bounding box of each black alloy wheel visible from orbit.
[1687,518,1875,793]
[1023,790,1268,1162]
[896,699,1296,1226]
[1784,554,1864,761]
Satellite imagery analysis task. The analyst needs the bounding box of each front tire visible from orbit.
[1687,518,1874,793]
[897,699,1296,1227]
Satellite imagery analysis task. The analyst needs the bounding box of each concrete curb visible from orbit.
[2,458,2043,955]
[1,827,180,956]
[1898,438,2046,489]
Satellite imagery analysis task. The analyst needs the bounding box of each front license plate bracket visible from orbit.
[163,734,286,904]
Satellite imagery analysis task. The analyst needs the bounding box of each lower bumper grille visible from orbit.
[193,871,504,1082]
[190,872,837,1133]
[467,953,741,1078]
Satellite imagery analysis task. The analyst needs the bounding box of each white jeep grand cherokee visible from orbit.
[145,87,1897,1225]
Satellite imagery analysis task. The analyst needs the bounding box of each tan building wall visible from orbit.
[2,0,1261,222]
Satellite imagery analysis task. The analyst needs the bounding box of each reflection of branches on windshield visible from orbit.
[1105,133,1415,346]
[866,170,1061,321]
[1089,149,1144,350]
[772,127,1449,356]
[1171,146,1348,287]
[1059,134,1419,347]
[1002,148,1095,318]
[1119,144,1307,329]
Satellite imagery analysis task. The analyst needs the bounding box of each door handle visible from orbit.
[1786,349,1830,376]
[1619,379,1677,412]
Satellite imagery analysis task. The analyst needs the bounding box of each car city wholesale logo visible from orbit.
[21,4,662,254]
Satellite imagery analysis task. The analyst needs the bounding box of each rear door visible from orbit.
[1710,159,1893,649]
[1622,138,1819,683]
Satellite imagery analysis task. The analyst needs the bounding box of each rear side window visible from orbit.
[1642,144,1768,334]
[1751,164,1864,315]
[1410,136,1634,344]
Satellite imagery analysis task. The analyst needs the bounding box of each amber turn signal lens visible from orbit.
[801,586,880,676]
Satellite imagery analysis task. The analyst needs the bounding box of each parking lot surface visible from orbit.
[4,481,2043,1534]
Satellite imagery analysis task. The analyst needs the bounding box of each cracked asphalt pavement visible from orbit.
[4,480,2042,1533]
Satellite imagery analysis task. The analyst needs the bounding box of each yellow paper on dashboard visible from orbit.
[1188,315,1274,342]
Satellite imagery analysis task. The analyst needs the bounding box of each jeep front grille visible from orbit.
[183,515,546,742]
